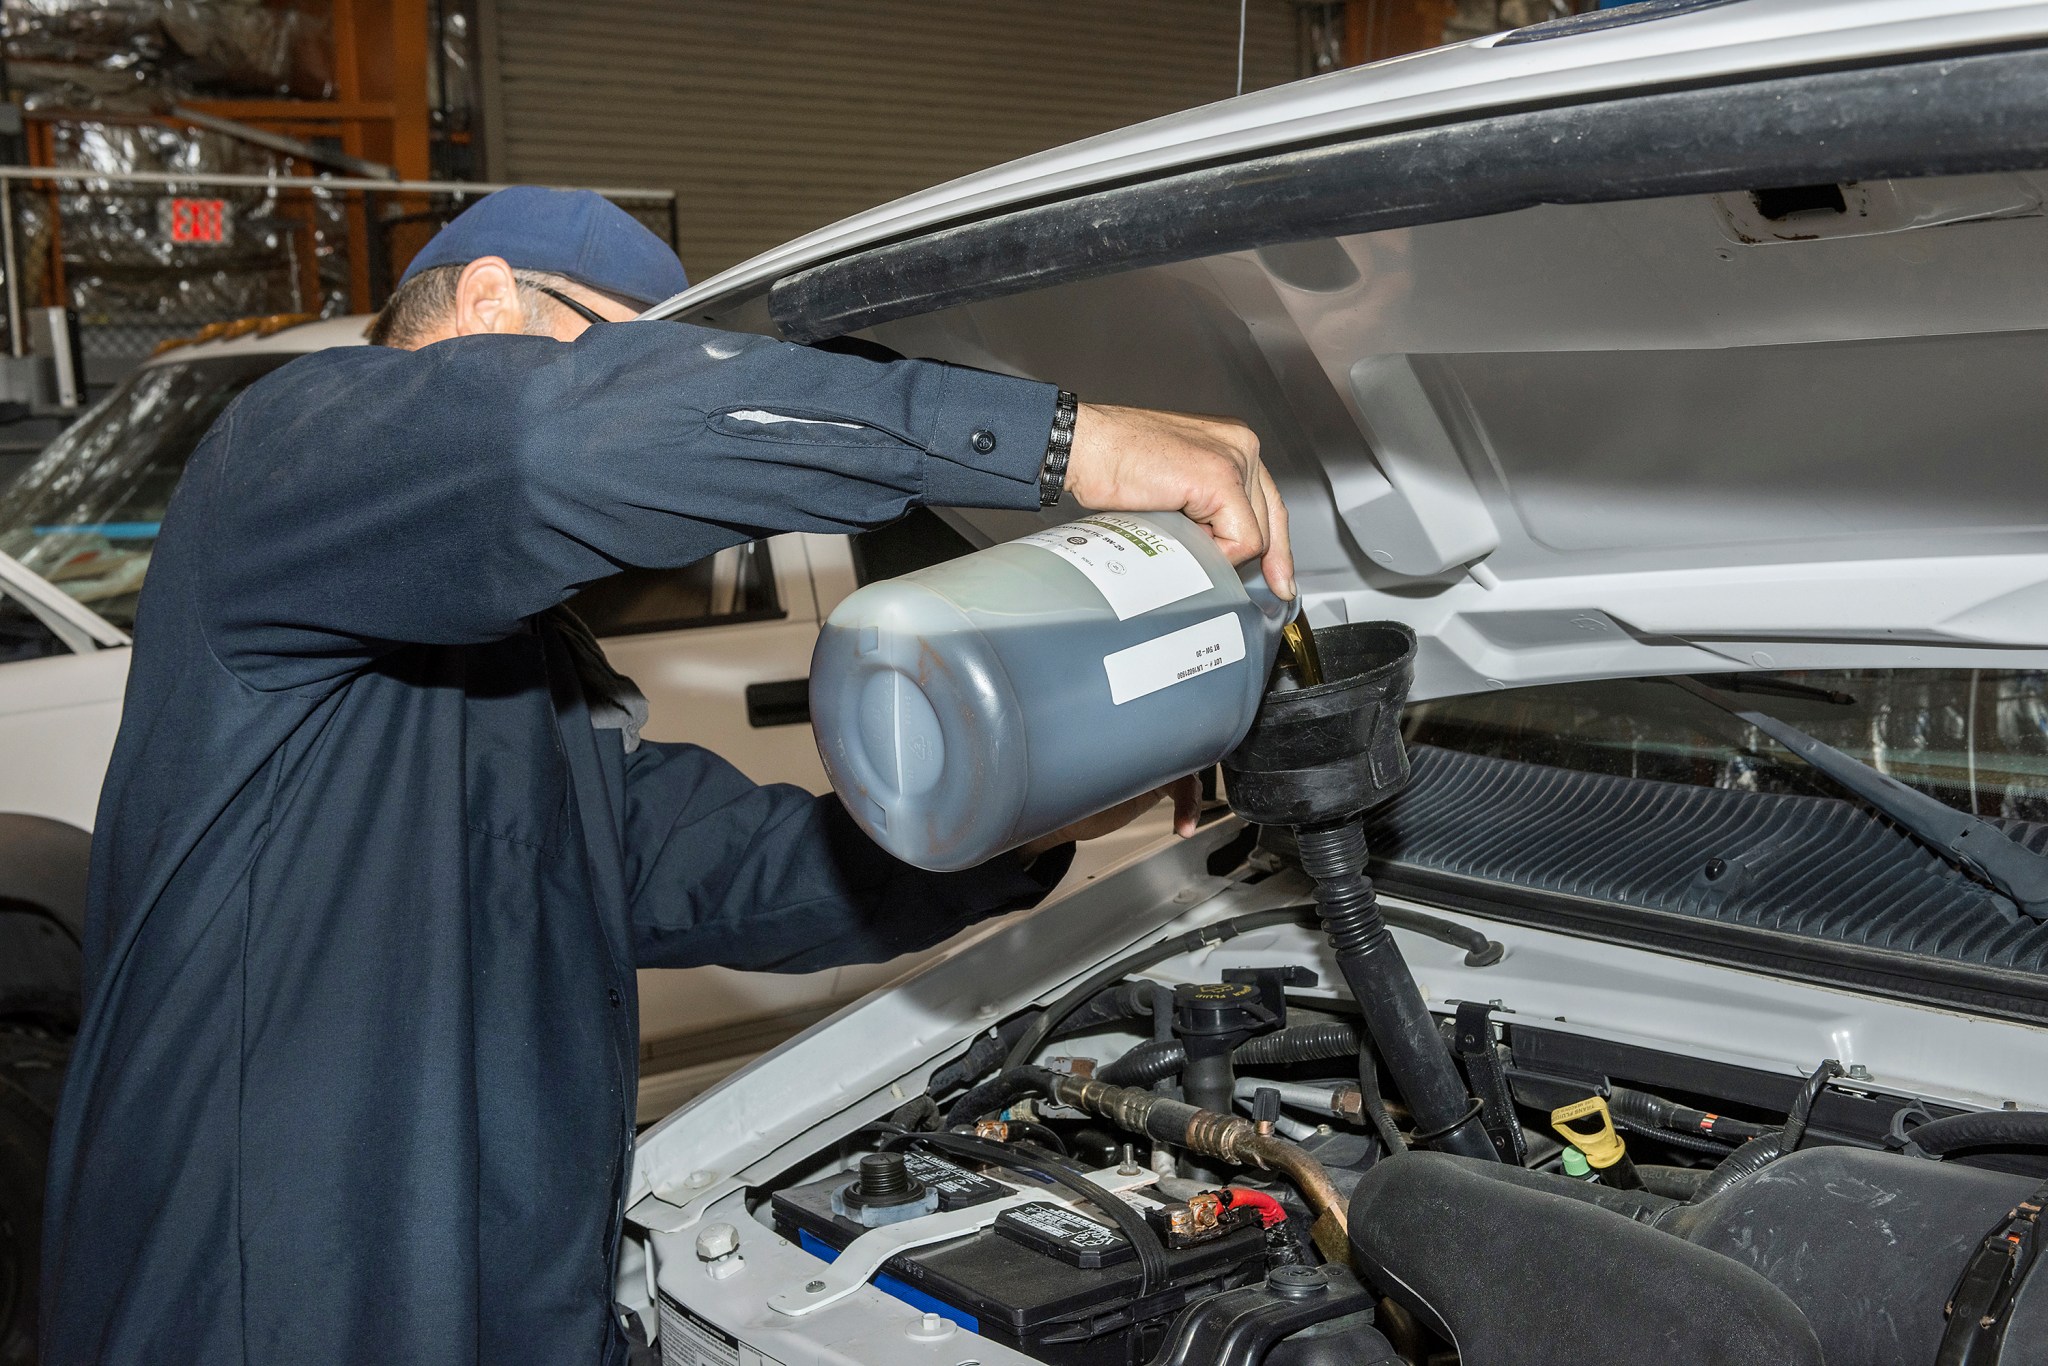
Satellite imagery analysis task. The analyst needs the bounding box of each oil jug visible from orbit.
[810,511,1296,871]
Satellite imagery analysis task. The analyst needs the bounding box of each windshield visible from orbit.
[1385,669,2048,992]
[1405,669,2048,824]
[0,353,293,634]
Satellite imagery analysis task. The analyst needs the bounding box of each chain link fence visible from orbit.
[0,166,677,378]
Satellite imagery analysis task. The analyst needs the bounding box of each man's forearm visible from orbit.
[622,741,1071,974]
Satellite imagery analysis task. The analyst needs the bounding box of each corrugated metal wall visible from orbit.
[480,1,1302,281]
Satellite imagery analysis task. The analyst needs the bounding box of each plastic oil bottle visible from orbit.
[809,511,1297,871]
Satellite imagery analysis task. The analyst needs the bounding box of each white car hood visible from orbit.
[871,188,2048,702]
[653,1,2048,701]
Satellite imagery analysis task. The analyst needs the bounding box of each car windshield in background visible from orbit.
[1406,669,2048,824]
[1388,669,2048,996]
[0,353,292,633]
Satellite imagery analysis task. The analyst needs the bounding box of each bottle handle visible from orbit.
[1238,562,1301,627]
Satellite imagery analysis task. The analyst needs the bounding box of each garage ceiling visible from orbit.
[477,0,1302,282]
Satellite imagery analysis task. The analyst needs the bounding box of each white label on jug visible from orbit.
[1103,613,1246,705]
[1017,515,1212,620]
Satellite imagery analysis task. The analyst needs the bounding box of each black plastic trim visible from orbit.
[770,45,2048,342]
[745,678,811,728]
[1376,862,2048,1027]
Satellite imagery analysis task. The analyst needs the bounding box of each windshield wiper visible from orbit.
[1685,673,1855,707]
[1671,675,2048,921]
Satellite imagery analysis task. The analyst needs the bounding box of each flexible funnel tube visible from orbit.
[1294,821,1496,1162]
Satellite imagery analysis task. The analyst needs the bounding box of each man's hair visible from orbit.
[368,263,577,348]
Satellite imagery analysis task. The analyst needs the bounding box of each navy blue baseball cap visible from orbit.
[399,185,688,307]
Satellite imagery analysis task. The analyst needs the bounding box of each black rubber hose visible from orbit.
[943,1067,1055,1129]
[967,1027,1375,1122]
[1609,1086,1771,1146]
[1613,1115,1745,1157]
[888,1094,940,1131]
[1901,1109,2048,1157]
[1094,1022,1367,1090]
[1381,905,1506,968]
[1235,1020,1362,1067]
[938,986,1170,1118]
[1779,1059,1844,1153]
[1679,1059,1849,1205]
[1095,1039,1184,1089]
[997,903,1501,1077]
[1607,1093,1761,1156]
[1296,822,1496,1162]
[930,1013,1042,1097]
[1686,1132,1785,1204]
[1002,906,1319,1072]
[1048,982,1157,1039]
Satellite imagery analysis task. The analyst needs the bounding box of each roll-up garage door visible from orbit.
[479,0,1303,281]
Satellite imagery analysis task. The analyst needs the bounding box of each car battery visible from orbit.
[769,1152,1269,1366]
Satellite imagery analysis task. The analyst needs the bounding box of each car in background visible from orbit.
[0,313,1174,1362]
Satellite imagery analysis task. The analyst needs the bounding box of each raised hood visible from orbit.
[658,0,2048,700]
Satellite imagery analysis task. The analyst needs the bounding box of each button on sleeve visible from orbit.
[920,364,1056,509]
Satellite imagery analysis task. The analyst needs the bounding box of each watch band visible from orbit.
[1039,390,1078,507]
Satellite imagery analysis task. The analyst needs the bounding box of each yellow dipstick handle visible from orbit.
[1550,1096,1629,1170]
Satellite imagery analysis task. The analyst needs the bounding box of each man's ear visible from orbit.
[452,256,528,337]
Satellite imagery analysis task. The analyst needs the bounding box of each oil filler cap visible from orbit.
[1173,981,1277,1040]
[832,1152,940,1227]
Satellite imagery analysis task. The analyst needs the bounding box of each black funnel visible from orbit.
[1222,620,1497,1163]
[1222,622,1416,828]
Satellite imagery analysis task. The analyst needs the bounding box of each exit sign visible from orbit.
[163,197,230,245]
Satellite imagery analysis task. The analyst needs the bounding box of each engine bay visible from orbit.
[645,843,2048,1366]
[644,621,2048,1365]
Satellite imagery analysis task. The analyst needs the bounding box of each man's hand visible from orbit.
[1064,403,1294,600]
[1017,774,1204,864]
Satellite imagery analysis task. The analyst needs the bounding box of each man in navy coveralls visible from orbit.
[41,188,1294,1364]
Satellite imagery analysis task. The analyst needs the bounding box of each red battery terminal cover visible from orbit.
[1219,1187,1289,1228]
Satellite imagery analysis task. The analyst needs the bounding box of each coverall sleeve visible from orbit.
[621,740,1074,972]
[197,321,1055,691]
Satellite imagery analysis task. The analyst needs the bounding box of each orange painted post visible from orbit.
[382,0,437,293]
[333,0,364,108]
[26,121,64,307]
[387,0,433,182]
[1344,0,1456,64]
[340,131,376,314]
[182,0,436,312]
[341,0,433,303]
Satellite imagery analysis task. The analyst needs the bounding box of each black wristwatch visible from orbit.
[1039,390,1078,507]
